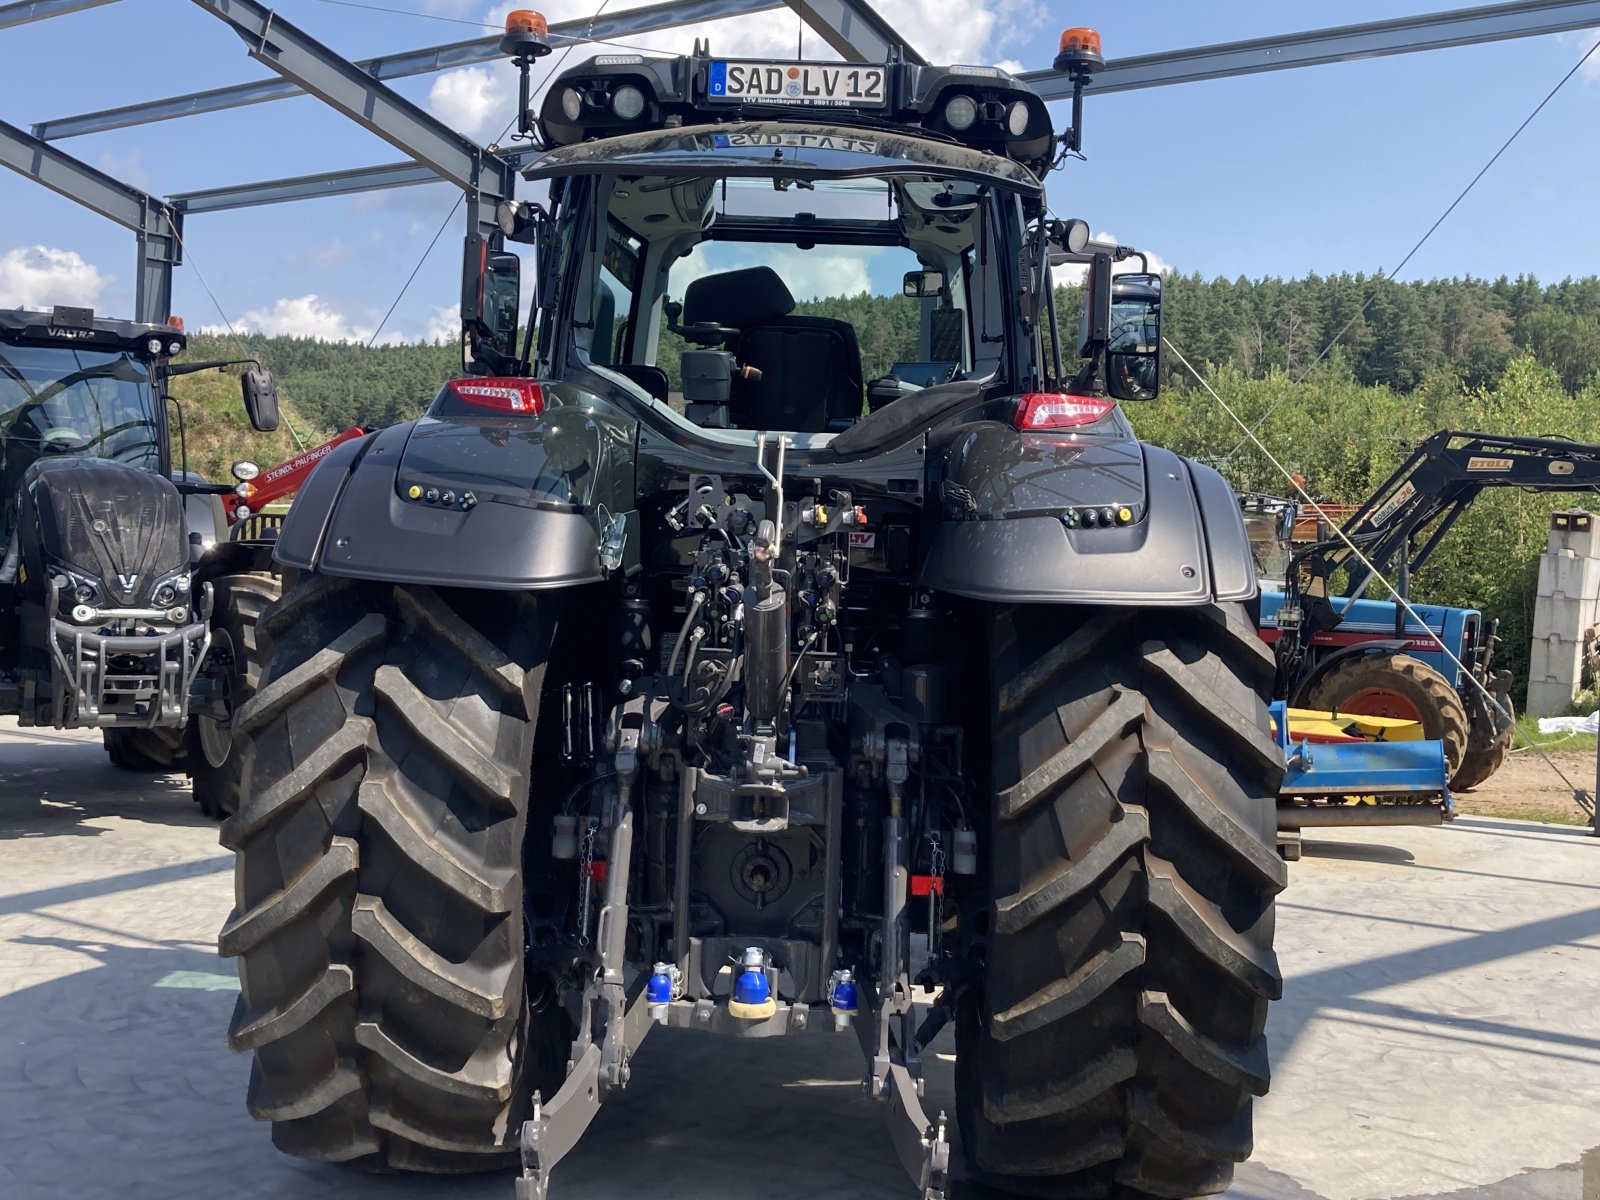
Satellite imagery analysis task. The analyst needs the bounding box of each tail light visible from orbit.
[446,378,545,415]
[1014,393,1116,430]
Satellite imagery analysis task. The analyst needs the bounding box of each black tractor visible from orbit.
[0,305,283,815]
[222,23,1285,1200]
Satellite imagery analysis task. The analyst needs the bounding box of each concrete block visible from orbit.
[1546,508,1600,557]
[1527,679,1579,718]
[1527,634,1586,717]
[1532,594,1600,640]
[1535,552,1600,603]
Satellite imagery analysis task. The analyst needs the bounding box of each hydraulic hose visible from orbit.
[667,590,704,681]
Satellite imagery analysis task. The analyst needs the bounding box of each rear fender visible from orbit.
[274,403,636,590]
[919,433,1255,606]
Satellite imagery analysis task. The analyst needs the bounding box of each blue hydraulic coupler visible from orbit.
[728,947,776,1020]
[647,962,680,1024]
[828,968,858,1031]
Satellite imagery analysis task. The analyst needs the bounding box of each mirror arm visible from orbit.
[167,357,259,376]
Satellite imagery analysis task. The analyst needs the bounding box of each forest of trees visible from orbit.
[175,272,1600,703]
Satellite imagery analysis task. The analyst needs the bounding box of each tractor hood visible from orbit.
[21,458,187,607]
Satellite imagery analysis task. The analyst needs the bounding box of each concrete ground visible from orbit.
[3,718,1599,1200]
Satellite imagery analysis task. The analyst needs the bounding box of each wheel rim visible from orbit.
[198,628,236,770]
[1338,686,1424,724]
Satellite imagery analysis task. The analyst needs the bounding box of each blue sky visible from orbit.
[1,1,1598,342]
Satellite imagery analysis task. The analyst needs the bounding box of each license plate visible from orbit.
[708,60,887,107]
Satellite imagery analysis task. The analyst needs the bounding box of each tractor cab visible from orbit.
[0,308,179,549]
[457,23,1162,444]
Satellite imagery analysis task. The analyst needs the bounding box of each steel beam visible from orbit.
[0,0,116,29]
[169,162,442,214]
[168,148,540,214]
[783,0,925,64]
[184,0,521,256]
[1023,0,1600,101]
[186,0,492,196]
[38,0,782,141]
[0,117,179,322]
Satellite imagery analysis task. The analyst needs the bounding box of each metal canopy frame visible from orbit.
[3,0,1598,327]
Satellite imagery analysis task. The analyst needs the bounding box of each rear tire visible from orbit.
[220,574,563,1170]
[1454,697,1515,792]
[103,726,186,772]
[189,572,282,818]
[1304,652,1468,779]
[958,603,1286,1199]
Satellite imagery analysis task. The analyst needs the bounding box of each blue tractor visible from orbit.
[1250,431,1600,791]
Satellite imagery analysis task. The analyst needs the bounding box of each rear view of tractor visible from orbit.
[0,304,284,814]
[220,15,1284,1200]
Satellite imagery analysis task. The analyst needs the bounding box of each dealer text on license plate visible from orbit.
[708,61,886,107]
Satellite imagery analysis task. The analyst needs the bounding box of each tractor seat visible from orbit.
[682,266,863,433]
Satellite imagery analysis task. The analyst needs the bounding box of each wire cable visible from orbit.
[308,0,498,28]
[1221,33,1600,462]
[1164,335,1594,818]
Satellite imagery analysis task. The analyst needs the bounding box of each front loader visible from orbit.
[1253,432,1600,797]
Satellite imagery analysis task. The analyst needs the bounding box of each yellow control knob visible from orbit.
[407,484,422,500]
[1118,506,1133,524]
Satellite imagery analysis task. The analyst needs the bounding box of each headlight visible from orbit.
[154,584,178,607]
[146,337,163,355]
[560,87,583,122]
[611,84,645,121]
[75,584,97,604]
[943,95,978,131]
[1006,100,1029,137]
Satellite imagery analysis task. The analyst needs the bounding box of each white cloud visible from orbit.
[424,304,460,344]
[1558,31,1600,82]
[428,64,513,140]
[235,294,406,345]
[995,59,1026,76]
[0,245,110,309]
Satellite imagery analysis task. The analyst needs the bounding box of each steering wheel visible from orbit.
[39,428,91,454]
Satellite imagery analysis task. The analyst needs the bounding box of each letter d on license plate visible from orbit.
[708,61,886,107]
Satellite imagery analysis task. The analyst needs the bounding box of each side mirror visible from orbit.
[1104,272,1162,401]
[462,237,521,374]
[902,270,946,299]
[240,369,280,432]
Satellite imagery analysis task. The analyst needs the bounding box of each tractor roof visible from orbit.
[0,307,186,358]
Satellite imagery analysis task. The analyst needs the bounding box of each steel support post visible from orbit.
[0,117,180,322]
